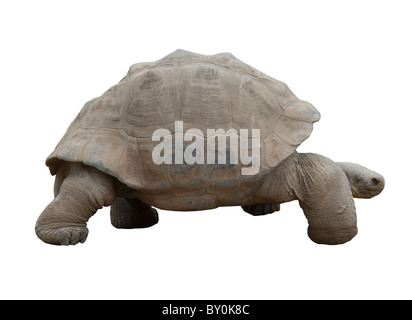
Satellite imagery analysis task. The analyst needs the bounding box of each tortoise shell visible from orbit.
[46,50,320,195]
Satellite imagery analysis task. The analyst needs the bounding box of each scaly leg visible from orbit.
[35,163,116,245]
[295,154,358,244]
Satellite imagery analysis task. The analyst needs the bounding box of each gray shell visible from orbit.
[46,50,320,192]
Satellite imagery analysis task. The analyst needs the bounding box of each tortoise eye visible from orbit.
[371,178,380,186]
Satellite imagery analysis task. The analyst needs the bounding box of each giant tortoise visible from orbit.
[36,50,384,245]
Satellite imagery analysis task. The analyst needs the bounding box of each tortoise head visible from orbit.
[337,162,385,198]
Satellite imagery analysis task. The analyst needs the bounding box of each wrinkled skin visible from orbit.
[35,152,384,246]
[248,162,385,216]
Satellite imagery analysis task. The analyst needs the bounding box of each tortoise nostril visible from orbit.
[371,178,380,186]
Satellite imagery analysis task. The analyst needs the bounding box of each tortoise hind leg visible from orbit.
[242,203,280,216]
[110,198,159,229]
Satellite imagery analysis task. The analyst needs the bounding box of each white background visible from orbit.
[1,0,411,300]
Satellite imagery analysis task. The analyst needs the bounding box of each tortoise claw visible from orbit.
[35,225,89,246]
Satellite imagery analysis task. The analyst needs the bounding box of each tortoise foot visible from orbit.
[111,198,159,229]
[35,224,89,246]
[308,226,358,245]
[242,203,280,216]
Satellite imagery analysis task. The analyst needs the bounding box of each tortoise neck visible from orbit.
[254,152,300,204]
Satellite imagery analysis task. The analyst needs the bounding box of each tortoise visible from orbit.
[36,49,385,246]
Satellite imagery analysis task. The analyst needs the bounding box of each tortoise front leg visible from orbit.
[294,154,358,244]
[110,197,159,229]
[35,163,116,245]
